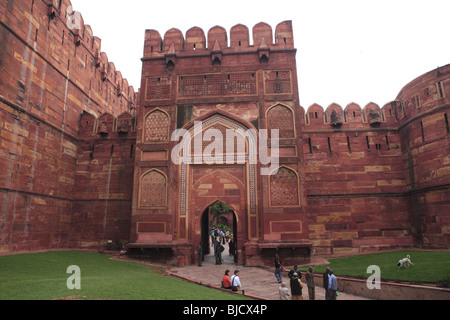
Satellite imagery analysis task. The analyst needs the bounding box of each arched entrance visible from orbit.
[175,111,259,265]
[200,201,238,264]
[190,168,247,264]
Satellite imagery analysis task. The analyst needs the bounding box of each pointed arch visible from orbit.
[143,108,170,143]
[177,110,258,164]
[266,103,296,138]
[269,165,300,207]
[177,110,259,220]
[200,199,240,224]
[139,169,167,208]
[194,171,245,224]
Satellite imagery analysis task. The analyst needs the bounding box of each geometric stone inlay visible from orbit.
[270,166,299,206]
[140,170,167,208]
[144,110,169,143]
[264,70,292,94]
[267,105,295,138]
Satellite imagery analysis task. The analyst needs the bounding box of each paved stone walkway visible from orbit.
[168,245,369,300]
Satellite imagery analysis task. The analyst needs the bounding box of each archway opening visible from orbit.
[201,201,237,264]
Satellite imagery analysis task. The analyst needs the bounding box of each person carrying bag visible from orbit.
[230,270,241,292]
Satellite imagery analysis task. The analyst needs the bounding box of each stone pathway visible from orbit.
[169,263,369,300]
[168,243,369,300]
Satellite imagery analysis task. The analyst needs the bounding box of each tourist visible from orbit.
[219,229,225,244]
[197,243,203,267]
[214,240,224,265]
[305,266,315,300]
[222,270,232,289]
[279,282,291,300]
[230,270,242,291]
[327,269,338,300]
[289,272,303,300]
[210,229,215,247]
[274,254,284,283]
[288,265,300,280]
[228,236,235,256]
[323,267,330,300]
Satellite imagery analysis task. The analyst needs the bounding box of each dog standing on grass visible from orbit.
[397,255,414,269]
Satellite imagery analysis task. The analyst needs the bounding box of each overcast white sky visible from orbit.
[70,0,450,109]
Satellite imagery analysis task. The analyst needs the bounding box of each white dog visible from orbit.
[397,255,414,269]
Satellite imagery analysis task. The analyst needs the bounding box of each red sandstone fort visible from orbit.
[0,0,449,267]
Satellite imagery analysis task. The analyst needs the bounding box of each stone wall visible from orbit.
[0,0,136,253]
[0,0,448,258]
[395,65,450,248]
[303,65,450,254]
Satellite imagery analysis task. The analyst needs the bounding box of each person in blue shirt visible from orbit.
[327,269,338,300]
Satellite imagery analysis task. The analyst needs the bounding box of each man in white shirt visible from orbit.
[230,270,242,291]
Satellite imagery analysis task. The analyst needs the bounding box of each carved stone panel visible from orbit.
[270,167,299,206]
[140,170,167,208]
[144,110,169,143]
[178,72,256,97]
[267,105,295,138]
[264,70,292,94]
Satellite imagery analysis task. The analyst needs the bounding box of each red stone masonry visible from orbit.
[0,0,448,260]
[0,0,136,252]
[303,65,450,254]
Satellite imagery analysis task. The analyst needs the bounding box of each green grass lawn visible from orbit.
[0,250,250,300]
[298,250,450,284]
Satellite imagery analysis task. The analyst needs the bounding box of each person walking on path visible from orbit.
[323,267,330,300]
[210,229,215,247]
[214,240,224,265]
[197,243,203,267]
[274,254,284,283]
[289,272,303,300]
[327,269,338,300]
[228,236,235,256]
[305,266,315,300]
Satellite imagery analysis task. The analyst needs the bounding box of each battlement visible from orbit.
[1,0,448,256]
[303,101,399,129]
[0,0,138,251]
[143,21,294,58]
[0,0,137,128]
[303,64,450,131]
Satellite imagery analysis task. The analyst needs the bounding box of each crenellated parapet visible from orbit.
[0,0,137,133]
[303,65,450,249]
[78,111,136,138]
[304,101,398,129]
[303,64,450,132]
[143,20,294,62]
[0,0,139,251]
